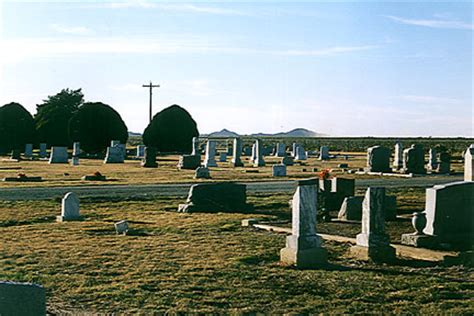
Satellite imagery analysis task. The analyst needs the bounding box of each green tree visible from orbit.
[35,88,84,146]
[143,104,199,153]
[68,102,128,153]
[0,102,36,153]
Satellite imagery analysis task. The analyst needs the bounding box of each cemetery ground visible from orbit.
[0,152,466,188]
[0,189,473,314]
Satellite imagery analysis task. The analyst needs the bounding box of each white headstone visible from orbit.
[291,143,297,157]
[203,140,217,167]
[191,137,200,156]
[250,143,257,163]
[57,192,81,221]
[49,146,68,164]
[272,164,287,177]
[253,139,265,167]
[231,137,243,167]
[464,146,474,181]
[427,148,438,171]
[280,178,327,267]
[393,142,403,170]
[136,145,146,158]
[72,142,81,157]
[115,220,129,235]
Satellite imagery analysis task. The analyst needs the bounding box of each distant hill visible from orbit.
[128,131,142,137]
[252,128,327,138]
[202,128,327,138]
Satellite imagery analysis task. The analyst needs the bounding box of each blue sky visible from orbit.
[0,0,472,136]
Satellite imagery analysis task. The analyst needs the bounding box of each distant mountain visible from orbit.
[128,131,142,137]
[205,129,240,138]
[202,128,327,138]
[252,128,327,138]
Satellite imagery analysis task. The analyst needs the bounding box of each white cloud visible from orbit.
[276,45,379,56]
[384,15,473,30]
[49,24,92,35]
[398,95,462,105]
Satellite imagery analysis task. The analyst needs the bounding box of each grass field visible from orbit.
[0,190,472,314]
[0,152,465,188]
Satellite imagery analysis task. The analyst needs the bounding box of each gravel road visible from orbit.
[0,175,463,201]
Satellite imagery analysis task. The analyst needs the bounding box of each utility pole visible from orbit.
[142,81,160,123]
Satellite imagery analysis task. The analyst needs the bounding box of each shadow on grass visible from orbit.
[0,216,56,227]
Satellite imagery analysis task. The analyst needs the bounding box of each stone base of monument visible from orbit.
[401,233,437,248]
[280,247,328,268]
[56,215,83,222]
[350,245,396,263]
[82,175,107,181]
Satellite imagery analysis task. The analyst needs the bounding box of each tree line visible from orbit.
[0,88,199,155]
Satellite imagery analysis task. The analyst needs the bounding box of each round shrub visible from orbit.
[143,104,199,153]
[68,102,128,153]
[0,102,36,153]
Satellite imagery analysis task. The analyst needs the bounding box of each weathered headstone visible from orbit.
[337,196,364,220]
[0,281,46,316]
[231,137,244,167]
[291,143,297,157]
[402,144,426,174]
[10,149,20,160]
[141,147,158,168]
[49,146,68,164]
[427,148,438,171]
[39,143,47,158]
[136,145,146,158]
[203,140,217,167]
[104,146,125,163]
[423,181,474,248]
[275,143,286,157]
[57,192,81,222]
[393,142,403,170]
[24,143,33,158]
[272,164,287,177]
[280,178,327,268]
[350,187,396,263]
[72,142,81,157]
[319,146,329,160]
[281,155,294,166]
[437,152,451,174]
[366,146,391,172]
[219,152,227,162]
[253,139,265,167]
[115,220,129,235]
[464,146,474,181]
[194,166,210,179]
[294,145,307,161]
[178,154,200,170]
[250,143,257,163]
[178,182,248,212]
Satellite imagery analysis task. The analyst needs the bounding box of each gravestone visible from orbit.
[338,196,364,220]
[178,182,248,212]
[115,220,129,235]
[231,137,244,167]
[291,143,297,157]
[272,164,287,177]
[250,143,257,163]
[111,140,120,147]
[366,146,391,172]
[393,142,403,170]
[319,146,329,160]
[427,148,438,171]
[24,143,33,158]
[294,145,307,161]
[219,152,227,162]
[195,166,210,179]
[253,139,265,167]
[275,143,286,157]
[178,154,200,170]
[243,146,251,157]
[280,178,327,268]
[436,152,451,174]
[141,147,158,168]
[72,142,81,157]
[281,155,294,166]
[57,192,81,222]
[104,145,125,163]
[226,140,233,156]
[423,181,474,248]
[49,146,68,164]
[0,281,46,316]
[402,144,426,174]
[39,143,47,158]
[136,145,146,158]
[191,137,200,156]
[10,149,20,160]
[203,140,217,167]
[71,156,80,166]
[350,187,396,263]
[464,146,474,181]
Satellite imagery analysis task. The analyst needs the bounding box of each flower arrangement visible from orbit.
[319,169,331,180]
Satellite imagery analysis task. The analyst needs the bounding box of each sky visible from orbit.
[0,0,472,137]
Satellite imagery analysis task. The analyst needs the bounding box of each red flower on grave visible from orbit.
[93,171,103,177]
[17,173,26,178]
[319,169,331,180]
